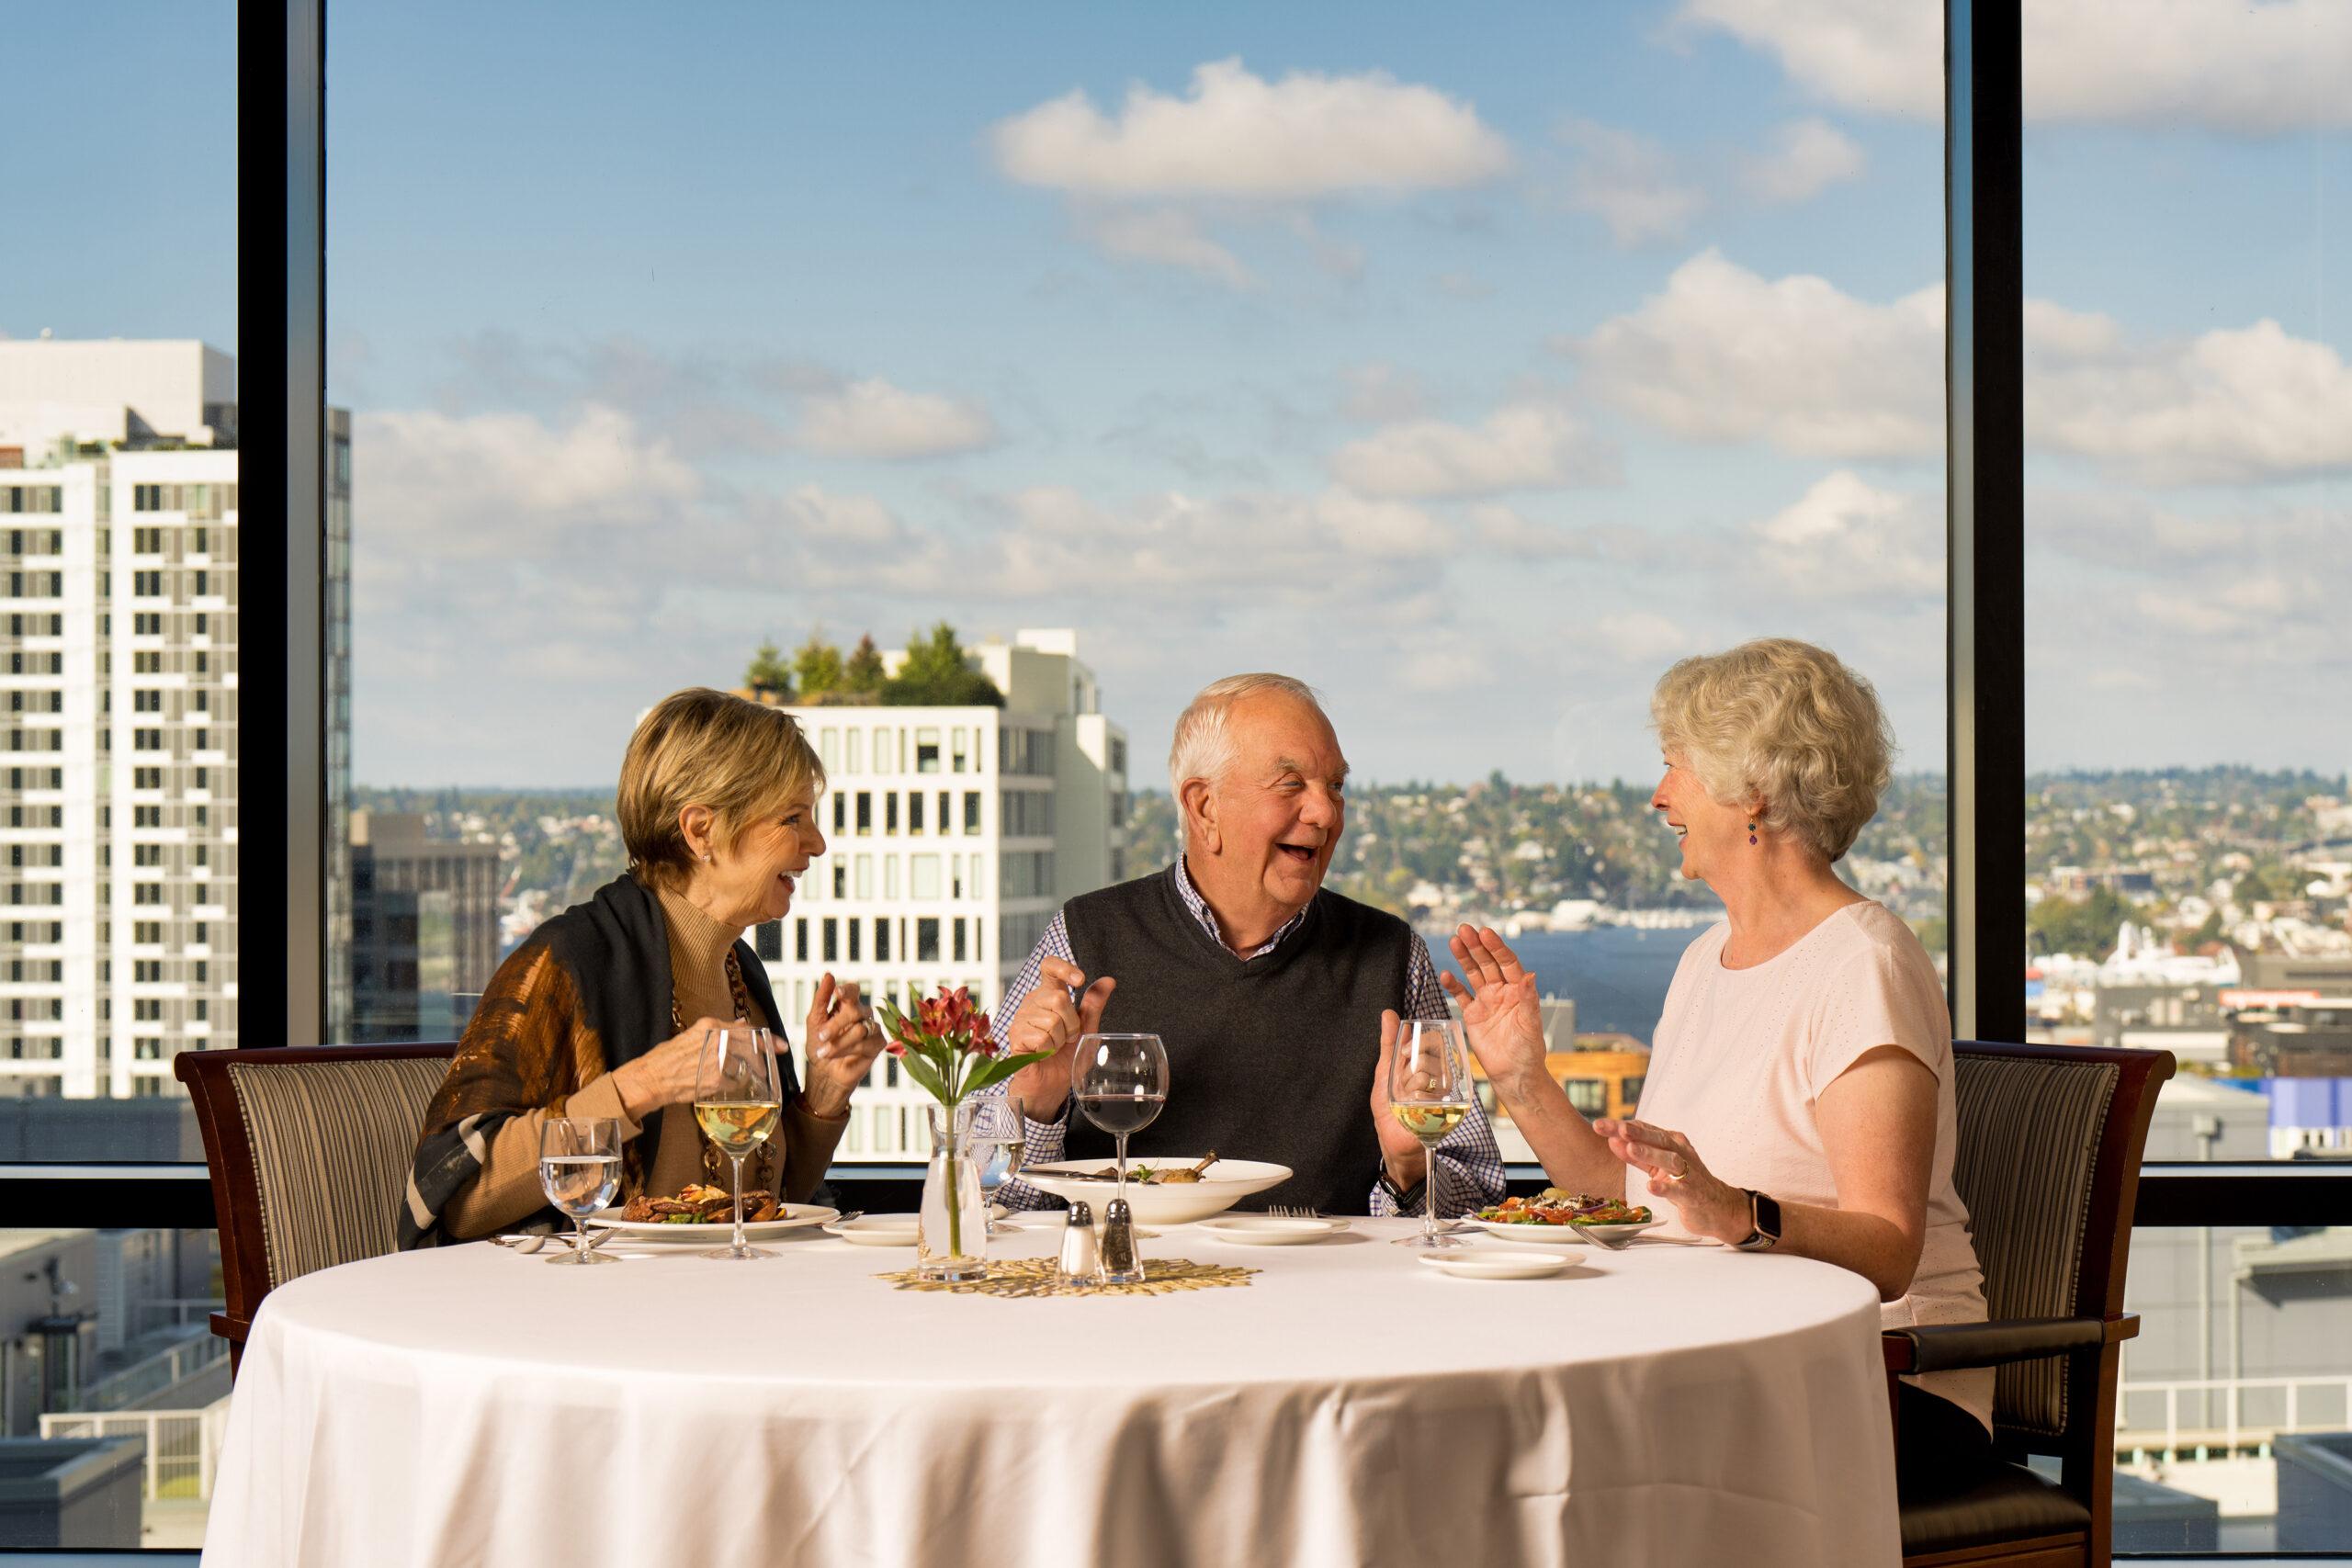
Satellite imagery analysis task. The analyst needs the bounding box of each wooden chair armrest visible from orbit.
[1883,1314,2136,1374]
[211,1311,251,1347]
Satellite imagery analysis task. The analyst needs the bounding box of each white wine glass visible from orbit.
[694,1024,784,1260]
[1388,1020,1474,1250]
[537,1117,621,1266]
[969,1095,1025,1235]
[1073,1032,1168,1282]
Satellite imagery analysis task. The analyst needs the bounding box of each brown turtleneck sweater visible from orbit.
[440,886,849,1235]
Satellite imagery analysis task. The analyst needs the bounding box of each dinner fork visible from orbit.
[1269,1205,1322,1221]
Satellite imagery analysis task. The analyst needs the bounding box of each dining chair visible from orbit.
[175,1042,458,1377]
[1887,1040,2175,1568]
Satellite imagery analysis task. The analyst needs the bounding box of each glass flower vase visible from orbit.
[917,1100,988,1281]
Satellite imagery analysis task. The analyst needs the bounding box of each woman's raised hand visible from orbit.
[802,974,884,1117]
[1592,1118,1751,1244]
[611,1015,742,1118]
[1437,925,1549,1090]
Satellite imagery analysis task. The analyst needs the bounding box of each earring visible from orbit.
[701,852,713,864]
[1747,821,1758,846]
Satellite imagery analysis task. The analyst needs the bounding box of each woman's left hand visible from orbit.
[1592,1117,1753,1245]
[801,973,884,1117]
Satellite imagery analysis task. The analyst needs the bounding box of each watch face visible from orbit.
[1754,1191,1783,1240]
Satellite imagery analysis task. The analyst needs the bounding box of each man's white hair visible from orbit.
[1168,673,1328,844]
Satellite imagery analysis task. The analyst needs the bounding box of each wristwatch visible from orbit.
[1735,1189,1783,1253]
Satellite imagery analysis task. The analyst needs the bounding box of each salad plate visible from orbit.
[1417,1250,1576,1280]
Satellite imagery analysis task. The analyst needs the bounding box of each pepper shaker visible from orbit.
[1099,1197,1143,1285]
[1058,1201,1100,1286]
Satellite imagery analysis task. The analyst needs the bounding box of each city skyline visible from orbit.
[6,2,2344,792]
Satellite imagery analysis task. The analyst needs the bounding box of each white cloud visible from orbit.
[1574,251,2352,483]
[1679,0,2352,132]
[2023,313,2352,484]
[1742,117,1865,205]
[1592,612,1693,663]
[768,485,908,547]
[792,378,998,459]
[991,59,1511,199]
[354,404,701,557]
[1330,404,1620,498]
[1076,207,1255,289]
[1747,471,1943,599]
[1569,250,1945,458]
[1555,118,1705,247]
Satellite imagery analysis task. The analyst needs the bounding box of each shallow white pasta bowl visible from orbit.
[1012,1158,1292,1224]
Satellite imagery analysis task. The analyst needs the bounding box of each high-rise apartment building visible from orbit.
[0,340,349,1098]
[760,630,1129,1161]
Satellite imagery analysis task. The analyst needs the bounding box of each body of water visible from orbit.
[1426,921,1713,1043]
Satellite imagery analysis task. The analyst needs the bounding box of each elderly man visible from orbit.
[993,673,1504,1217]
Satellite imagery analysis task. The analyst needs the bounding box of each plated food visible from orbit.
[620,1182,784,1224]
[589,1193,837,1243]
[1012,1157,1292,1224]
[1474,1190,1654,1227]
[1060,1151,1220,1185]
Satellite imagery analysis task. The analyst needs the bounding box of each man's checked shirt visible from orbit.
[989,860,1506,1218]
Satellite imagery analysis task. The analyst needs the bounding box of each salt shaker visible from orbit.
[1098,1197,1142,1284]
[1058,1201,1100,1285]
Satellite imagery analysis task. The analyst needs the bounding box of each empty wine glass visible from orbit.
[1388,1020,1474,1250]
[969,1095,1025,1235]
[694,1024,784,1260]
[1073,1033,1167,1283]
[537,1117,621,1265]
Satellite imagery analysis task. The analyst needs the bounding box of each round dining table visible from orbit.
[202,1217,1899,1567]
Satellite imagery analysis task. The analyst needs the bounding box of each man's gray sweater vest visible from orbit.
[1062,864,1414,1215]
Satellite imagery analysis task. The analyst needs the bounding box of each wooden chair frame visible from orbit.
[1885,1040,2175,1567]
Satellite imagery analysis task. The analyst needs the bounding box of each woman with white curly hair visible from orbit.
[1450,637,1993,1473]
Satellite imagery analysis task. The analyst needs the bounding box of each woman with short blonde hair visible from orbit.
[401,688,887,1246]
[1446,638,1996,1492]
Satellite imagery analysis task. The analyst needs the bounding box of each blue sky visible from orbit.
[7,1,2346,789]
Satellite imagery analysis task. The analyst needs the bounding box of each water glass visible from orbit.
[537,1117,621,1265]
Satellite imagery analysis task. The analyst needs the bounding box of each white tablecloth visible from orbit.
[204,1220,1899,1567]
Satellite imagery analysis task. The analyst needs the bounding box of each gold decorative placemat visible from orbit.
[878,1257,1256,1299]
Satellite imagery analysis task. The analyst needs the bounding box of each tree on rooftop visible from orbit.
[842,634,887,696]
[743,639,794,699]
[882,622,1004,707]
[793,631,844,700]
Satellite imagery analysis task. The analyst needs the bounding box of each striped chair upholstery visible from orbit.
[226,1055,451,1291]
[1949,1054,2120,1440]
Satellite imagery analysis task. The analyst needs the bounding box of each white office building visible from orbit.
[760,630,1129,1161]
[0,340,351,1098]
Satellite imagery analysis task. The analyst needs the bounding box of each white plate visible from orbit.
[823,1216,922,1247]
[1191,1214,1348,1247]
[1418,1250,1576,1280]
[1463,1216,1588,1247]
[1573,1220,1667,1247]
[585,1203,837,1243]
[1012,1158,1293,1224]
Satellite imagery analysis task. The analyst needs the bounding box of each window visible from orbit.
[909,792,925,834]
[963,791,981,834]
[885,792,899,835]
[822,918,839,964]
[916,728,940,773]
[855,792,872,833]
[2020,11,2352,1548]
[917,918,941,964]
[910,854,942,900]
